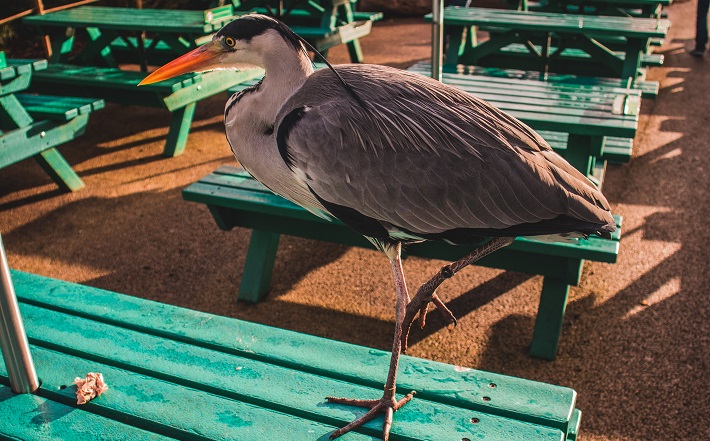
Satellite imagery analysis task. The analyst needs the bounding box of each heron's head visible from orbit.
[139,14,306,85]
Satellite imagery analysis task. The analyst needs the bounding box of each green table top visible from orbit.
[546,0,671,6]
[430,6,670,39]
[23,5,240,34]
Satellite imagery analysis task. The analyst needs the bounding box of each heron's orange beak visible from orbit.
[139,42,223,86]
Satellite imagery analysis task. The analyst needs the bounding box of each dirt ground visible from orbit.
[1,2,709,440]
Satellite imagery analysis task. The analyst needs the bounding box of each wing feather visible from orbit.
[275,65,614,237]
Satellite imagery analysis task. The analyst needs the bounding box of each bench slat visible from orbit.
[407,62,659,98]
[16,94,105,121]
[435,7,670,38]
[0,386,174,441]
[5,345,379,440]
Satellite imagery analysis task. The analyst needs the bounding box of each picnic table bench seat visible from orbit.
[410,61,659,98]
[1,58,105,191]
[483,43,664,78]
[25,63,262,157]
[1,270,582,440]
[182,166,622,361]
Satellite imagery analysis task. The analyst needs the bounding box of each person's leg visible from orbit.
[694,0,710,54]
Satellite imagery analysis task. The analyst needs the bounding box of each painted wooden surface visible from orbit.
[23,6,238,34]
[408,61,659,98]
[27,64,262,157]
[182,167,620,358]
[429,6,669,83]
[1,270,582,440]
[0,58,105,192]
[437,7,670,37]
[21,5,263,157]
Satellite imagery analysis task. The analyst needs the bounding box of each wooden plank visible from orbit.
[430,7,670,38]
[23,6,238,34]
[12,270,578,435]
[407,61,659,98]
[16,94,105,121]
[1,347,380,441]
[0,116,89,168]
[0,386,174,441]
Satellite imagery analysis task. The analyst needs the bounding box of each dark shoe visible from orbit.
[690,46,706,57]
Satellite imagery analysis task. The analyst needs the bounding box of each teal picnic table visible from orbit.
[0,54,104,191]
[230,0,383,62]
[22,6,262,157]
[433,7,670,83]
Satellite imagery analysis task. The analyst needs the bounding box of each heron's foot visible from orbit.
[401,292,457,353]
[326,389,416,440]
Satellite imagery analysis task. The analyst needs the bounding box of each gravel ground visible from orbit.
[1,2,708,440]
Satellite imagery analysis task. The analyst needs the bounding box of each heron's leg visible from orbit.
[326,243,416,440]
[401,237,515,352]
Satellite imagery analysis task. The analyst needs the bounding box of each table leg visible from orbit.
[45,28,75,63]
[35,148,85,192]
[621,38,644,83]
[80,28,118,67]
[0,95,33,130]
[574,35,624,78]
[163,102,196,157]
[239,230,281,303]
[530,276,571,360]
[565,134,605,178]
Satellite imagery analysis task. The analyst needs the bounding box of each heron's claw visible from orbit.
[326,390,415,440]
[400,292,457,354]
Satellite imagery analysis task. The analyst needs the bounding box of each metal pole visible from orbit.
[431,0,445,82]
[0,235,39,394]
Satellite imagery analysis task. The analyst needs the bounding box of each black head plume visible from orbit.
[218,14,368,109]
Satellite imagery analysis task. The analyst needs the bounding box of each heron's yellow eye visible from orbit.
[224,37,236,48]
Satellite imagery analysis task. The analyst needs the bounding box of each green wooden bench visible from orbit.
[25,63,262,157]
[182,167,621,360]
[417,61,659,98]
[483,43,664,78]
[1,58,105,191]
[431,6,670,85]
[539,130,632,164]
[2,270,582,440]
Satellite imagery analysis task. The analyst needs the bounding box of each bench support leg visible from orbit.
[530,277,569,360]
[238,230,280,303]
[34,148,85,192]
[346,40,364,63]
[163,102,196,157]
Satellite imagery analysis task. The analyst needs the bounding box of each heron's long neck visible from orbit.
[256,47,314,118]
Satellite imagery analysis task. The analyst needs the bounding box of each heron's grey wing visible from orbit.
[276,65,614,239]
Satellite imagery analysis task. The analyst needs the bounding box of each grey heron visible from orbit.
[140,14,616,440]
